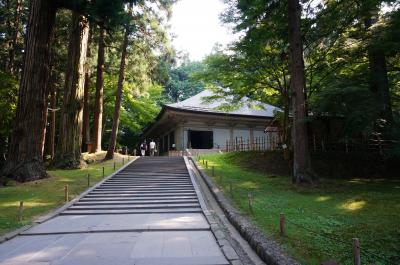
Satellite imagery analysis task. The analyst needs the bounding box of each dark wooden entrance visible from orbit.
[188,130,213,149]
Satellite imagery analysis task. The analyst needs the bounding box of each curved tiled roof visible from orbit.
[167,90,280,118]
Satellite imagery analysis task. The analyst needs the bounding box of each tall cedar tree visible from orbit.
[53,13,89,168]
[1,0,56,181]
[288,0,312,183]
[82,28,92,152]
[105,25,130,160]
[92,25,106,153]
[363,6,394,130]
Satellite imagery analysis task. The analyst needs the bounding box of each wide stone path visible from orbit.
[0,157,229,265]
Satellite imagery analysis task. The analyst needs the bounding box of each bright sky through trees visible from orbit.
[169,0,237,61]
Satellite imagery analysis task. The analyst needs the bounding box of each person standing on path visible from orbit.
[140,141,147,156]
[149,140,156,156]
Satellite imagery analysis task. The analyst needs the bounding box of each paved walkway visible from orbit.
[0,157,229,265]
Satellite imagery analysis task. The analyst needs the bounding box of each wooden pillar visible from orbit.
[249,127,254,150]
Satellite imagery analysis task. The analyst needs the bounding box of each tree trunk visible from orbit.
[53,13,89,168]
[92,25,106,153]
[105,27,129,160]
[288,0,312,183]
[6,0,23,75]
[82,29,92,152]
[1,0,57,182]
[364,17,393,131]
[46,83,58,159]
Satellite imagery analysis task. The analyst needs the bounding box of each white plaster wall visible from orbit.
[233,128,250,141]
[253,130,266,139]
[213,128,230,149]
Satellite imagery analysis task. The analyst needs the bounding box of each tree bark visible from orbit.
[46,83,58,159]
[288,0,312,183]
[6,0,23,75]
[82,28,92,152]
[53,13,89,168]
[105,26,129,160]
[92,25,106,153]
[364,16,393,131]
[1,0,57,182]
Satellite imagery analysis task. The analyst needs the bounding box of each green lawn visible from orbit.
[197,152,400,265]
[0,152,133,236]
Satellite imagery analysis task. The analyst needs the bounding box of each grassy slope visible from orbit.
[198,152,400,265]
[0,152,133,235]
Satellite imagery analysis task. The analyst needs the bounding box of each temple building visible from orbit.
[143,90,281,154]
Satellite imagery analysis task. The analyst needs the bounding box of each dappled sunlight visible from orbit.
[315,196,331,202]
[0,201,53,207]
[237,181,259,189]
[153,215,202,227]
[338,200,366,211]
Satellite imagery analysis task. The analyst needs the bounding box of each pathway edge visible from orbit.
[189,157,300,265]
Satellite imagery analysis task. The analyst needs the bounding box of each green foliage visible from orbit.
[164,61,205,102]
[0,71,18,161]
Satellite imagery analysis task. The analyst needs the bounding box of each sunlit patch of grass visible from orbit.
[0,201,53,207]
[315,196,331,202]
[0,153,133,236]
[338,200,366,211]
[197,152,400,265]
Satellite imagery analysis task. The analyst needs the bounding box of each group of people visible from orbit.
[140,140,156,156]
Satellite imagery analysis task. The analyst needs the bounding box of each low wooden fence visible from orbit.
[225,134,280,152]
[310,136,399,154]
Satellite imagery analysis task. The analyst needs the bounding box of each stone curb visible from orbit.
[190,157,300,265]
[0,157,138,244]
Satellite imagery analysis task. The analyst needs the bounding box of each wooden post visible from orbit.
[248,193,253,213]
[352,238,361,265]
[113,161,116,171]
[205,160,208,169]
[377,135,383,155]
[102,167,105,177]
[313,134,316,151]
[87,173,90,187]
[212,166,215,177]
[280,213,285,236]
[18,201,24,222]
[202,159,205,165]
[64,185,69,202]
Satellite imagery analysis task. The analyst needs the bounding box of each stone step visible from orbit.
[61,208,203,215]
[79,196,198,202]
[98,184,193,188]
[74,200,199,205]
[89,190,195,195]
[94,185,193,191]
[68,203,200,210]
[84,192,197,198]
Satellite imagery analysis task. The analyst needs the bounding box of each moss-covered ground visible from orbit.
[198,151,400,265]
